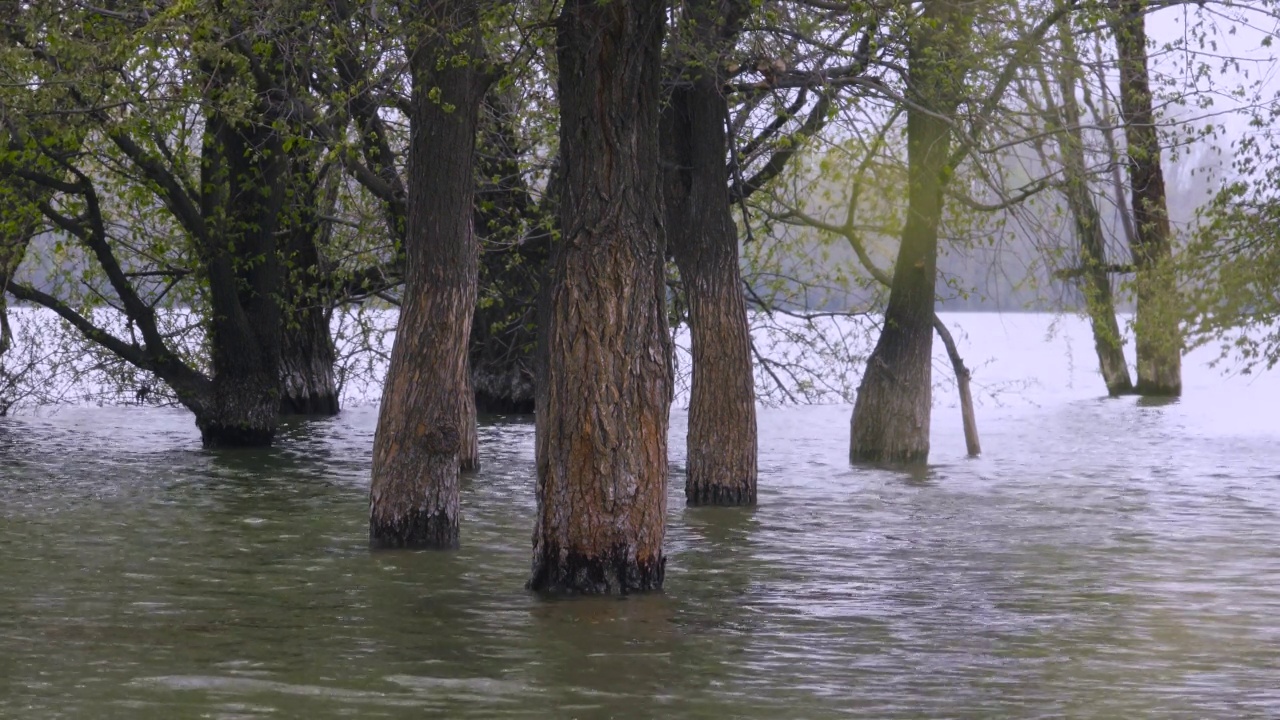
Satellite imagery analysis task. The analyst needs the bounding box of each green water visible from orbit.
[3,314,1280,718]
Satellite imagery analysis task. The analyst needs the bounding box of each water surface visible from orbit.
[2,313,1279,718]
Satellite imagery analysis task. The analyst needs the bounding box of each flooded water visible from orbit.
[2,313,1279,719]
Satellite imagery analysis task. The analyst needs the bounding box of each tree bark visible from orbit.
[197,108,288,448]
[1048,25,1134,396]
[459,368,480,472]
[849,1,969,464]
[279,158,340,416]
[932,315,980,457]
[369,1,487,549]
[1113,0,1181,396]
[661,0,757,507]
[530,0,672,594]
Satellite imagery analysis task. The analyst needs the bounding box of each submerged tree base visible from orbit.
[1134,379,1181,398]
[280,392,339,416]
[686,480,755,507]
[369,509,459,550]
[198,423,276,449]
[528,545,665,595]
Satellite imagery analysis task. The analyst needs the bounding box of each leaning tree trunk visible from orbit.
[662,0,756,506]
[368,4,487,549]
[197,108,288,448]
[1051,25,1133,396]
[662,70,757,506]
[849,1,968,464]
[529,0,672,594]
[1113,0,1181,396]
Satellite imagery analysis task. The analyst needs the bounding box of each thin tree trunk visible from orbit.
[662,0,756,506]
[530,0,672,594]
[1044,25,1133,396]
[459,368,480,472]
[932,315,980,457]
[1113,0,1181,396]
[369,1,487,549]
[850,1,969,464]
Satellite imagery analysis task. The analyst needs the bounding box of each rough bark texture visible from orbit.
[849,1,968,465]
[530,0,672,594]
[1113,0,1181,396]
[1049,27,1134,396]
[369,3,486,549]
[279,159,340,416]
[662,0,757,507]
[196,108,288,448]
[279,303,339,415]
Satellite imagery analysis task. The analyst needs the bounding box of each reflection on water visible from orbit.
[2,314,1280,718]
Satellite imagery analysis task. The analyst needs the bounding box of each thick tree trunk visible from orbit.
[662,64,757,506]
[530,0,672,594]
[849,2,968,464]
[279,305,339,415]
[279,159,340,416]
[197,109,288,448]
[1052,28,1134,396]
[369,4,486,549]
[1113,0,1181,396]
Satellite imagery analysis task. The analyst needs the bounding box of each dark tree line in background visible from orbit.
[3,0,1278,592]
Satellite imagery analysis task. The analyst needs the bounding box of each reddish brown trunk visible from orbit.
[662,78,757,506]
[530,0,671,594]
[1113,0,1181,396]
[369,3,487,549]
[662,0,756,506]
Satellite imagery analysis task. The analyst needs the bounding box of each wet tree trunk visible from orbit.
[849,1,968,464]
[1113,0,1181,396]
[932,316,980,457]
[279,158,340,416]
[197,109,288,448]
[459,369,480,472]
[530,0,672,594]
[662,0,757,507]
[369,2,487,549]
[1050,27,1133,396]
